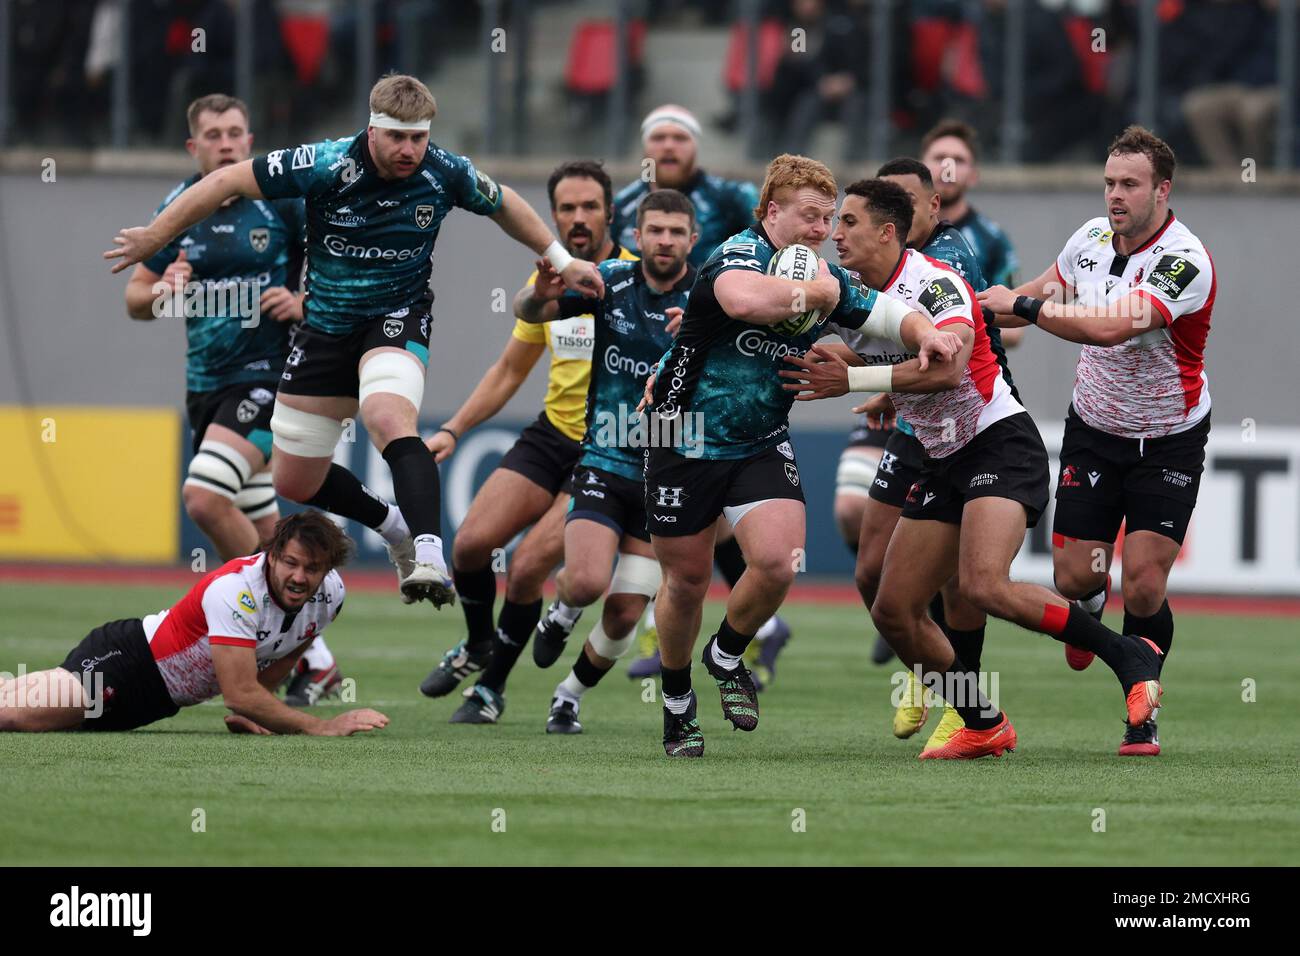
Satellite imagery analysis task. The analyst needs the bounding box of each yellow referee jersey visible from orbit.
[511,244,639,442]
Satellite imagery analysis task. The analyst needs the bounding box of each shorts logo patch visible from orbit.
[905,482,922,504]
[1145,255,1200,299]
[236,399,259,424]
[784,462,800,486]
[237,590,257,613]
[880,451,897,475]
[969,473,998,487]
[1162,469,1192,488]
[286,346,305,367]
[654,486,685,508]
[918,276,963,317]
[383,319,404,338]
[249,387,274,405]
[923,491,936,506]
[1059,464,1080,488]
[1087,470,1101,487]
[415,204,435,229]
[776,441,794,460]
[249,227,270,253]
[420,314,429,339]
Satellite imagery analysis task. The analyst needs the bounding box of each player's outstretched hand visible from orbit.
[561,258,605,298]
[104,226,164,274]
[976,284,1017,315]
[532,258,567,302]
[636,371,657,414]
[915,328,964,371]
[665,306,684,337]
[851,391,896,426]
[425,429,456,463]
[316,708,390,737]
[261,286,303,323]
[779,344,849,401]
[224,713,273,735]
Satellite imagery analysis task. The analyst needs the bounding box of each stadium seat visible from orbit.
[564,19,647,96]
[722,18,785,93]
[1063,16,1108,95]
[280,15,330,86]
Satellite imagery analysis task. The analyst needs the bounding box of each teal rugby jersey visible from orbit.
[252,133,503,332]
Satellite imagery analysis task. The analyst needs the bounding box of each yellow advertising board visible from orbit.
[0,406,178,561]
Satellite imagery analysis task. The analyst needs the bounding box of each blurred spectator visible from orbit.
[12,0,95,144]
[760,0,870,158]
[1179,0,1279,168]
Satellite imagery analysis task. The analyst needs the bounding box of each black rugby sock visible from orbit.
[454,566,497,651]
[1124,600,1174,660]
[304,463,390,528]
[382,437,441,537]
[478,599,543,693]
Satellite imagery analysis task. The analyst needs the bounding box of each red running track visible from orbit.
[2,563,1298,617]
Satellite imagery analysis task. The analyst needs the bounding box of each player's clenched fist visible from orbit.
[314,708,390,736]
[560,258,605,298]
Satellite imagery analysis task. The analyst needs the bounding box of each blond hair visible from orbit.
[369,73,437,123]
[753,154,838,222]
[186,94,249,136]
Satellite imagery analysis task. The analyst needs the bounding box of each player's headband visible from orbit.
[641,107,701,144]
[369,112,432,132]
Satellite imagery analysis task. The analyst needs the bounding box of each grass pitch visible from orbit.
[1,580,1296,866]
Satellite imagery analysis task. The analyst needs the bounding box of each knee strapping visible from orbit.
[270,404,344,458]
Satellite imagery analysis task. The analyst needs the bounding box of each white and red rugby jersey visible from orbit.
[141,553,345,706]
[832,248,1024,458]
[1054,212,1215,438]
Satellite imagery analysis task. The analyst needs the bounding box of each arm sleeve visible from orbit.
[1135,247,1213,324]
[252,141,331,200]
[445,152,505,216]
[201,579,260,647]
[824,263,879,332]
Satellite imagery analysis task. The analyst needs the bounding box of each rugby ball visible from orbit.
[766,243,824,336]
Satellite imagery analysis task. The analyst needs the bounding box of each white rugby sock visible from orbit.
[710,640,741,672]
[755,615,780,642]
[1077,586,1108,615]
[552,601,583,627]
[663,691,692,715]
[413,533,446,569]
[558,672,587,701]
[642,599,656,631]
[377,505,409,547]
[302,638,335,671]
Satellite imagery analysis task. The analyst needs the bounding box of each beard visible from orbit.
[643,252,686,282]
[565,227,604,262]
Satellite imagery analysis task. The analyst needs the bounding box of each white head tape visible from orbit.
[369,112,432,132]
[641,106,701,144]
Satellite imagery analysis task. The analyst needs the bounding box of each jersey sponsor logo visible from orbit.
[1076,254,1098,271]
[249,227,270,253]
[383,319,404,338]
[325,208,366,227]
[654,486,685,508]
[249,387,274,405]
[720,256,761,270]
[784,462,800,486]
[776,441,794,460]
[210,223,235,234]
[322,234,428,261]
[414,204,435,229]
[735,329,809,361]
[328,155,359,185]
[719,241,758,256]
[474,170,500,206]
[1087,226,1114,244]
[387,307,410,318]
[265,150,286,177]
[237,590,257,613]
[1145,255,1199,299]
[236,399,259,424]
[610,277,635,294]
[603,344,653,380]
[918,276,963,317]
[292,145,316,170]
[377,199,400,208]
